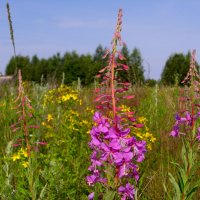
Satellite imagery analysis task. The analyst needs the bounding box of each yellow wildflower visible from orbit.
[47,114,53,122]
[147,144,152,150]
[138,117,147,123]
[82,120,88,124]
[21,149,28,157]
[12,154,21,161]
[150,137,156,143]
[42,122,46,126]
[22,161,29,168]
[121,105,130,112]
[144,132,152,138]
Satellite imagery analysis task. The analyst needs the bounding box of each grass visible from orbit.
[0,81,199,199]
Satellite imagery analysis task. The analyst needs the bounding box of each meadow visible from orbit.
[0,79,199,199]
[1,5,200,200]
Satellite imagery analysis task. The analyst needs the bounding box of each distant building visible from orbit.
[0,75,14,83]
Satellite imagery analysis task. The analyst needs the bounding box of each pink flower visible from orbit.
[118,183,135,200]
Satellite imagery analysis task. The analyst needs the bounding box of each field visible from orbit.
[0,80,199,200]
[1,4,200,200]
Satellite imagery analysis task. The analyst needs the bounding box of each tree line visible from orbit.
[5,45,146,86]
[5,44,198,86]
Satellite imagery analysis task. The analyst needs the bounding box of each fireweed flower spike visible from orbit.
[87,9,147,200]
[170,50,200,140]
[167,50,200,199]
[10,69,47,156]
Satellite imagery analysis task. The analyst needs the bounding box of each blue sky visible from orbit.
[0,0,200,79]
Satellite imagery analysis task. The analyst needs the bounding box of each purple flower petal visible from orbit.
[86,175,97,186]
[113,152,123,164]
[118,186,125,193]
[118,164,128,178]
[123,152,133,162]
[93,112,101,122]
[88,192,94,200]
[105,128,118,139]
[90,136,101,146]
[196,133,200,141]
[109,139,121,150]
[118,183,135,200]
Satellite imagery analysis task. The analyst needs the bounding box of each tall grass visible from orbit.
[1,83,200,199]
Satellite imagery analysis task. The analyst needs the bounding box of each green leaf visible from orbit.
[134,188,138,200]
[94,192,99,200]
[103,190,116,200]
[181,139,188,172]
[163,183,172,200]
[177,168,188,192]
[185,179,200,200]
[168,172,181,200]
[186,186,199,200]
[171,162,187,192]
[38,183,48,199]
[138,171,145,190]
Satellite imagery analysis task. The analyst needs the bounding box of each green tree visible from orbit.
[79,54,95,85]
[145,79,157,87]
[30,55,40,82]
[161,52,191,85]
[117,45,130,82]
[93,45,107,75]
[6,55,30,80]
[129,48,145,85]
[63,51,80,84]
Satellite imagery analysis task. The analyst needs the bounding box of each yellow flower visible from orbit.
[147,144,152,150]
[150,137,156,143]
[138,117,147,123]
[144,132,152,138]
[82,120,88,124]
[42,122,46,126]
[121,105,130,112]
[12,154,21,161]
[22,161,29,168]
[135,132,143,139]
[21,149,28,158]
[47,114,53,122]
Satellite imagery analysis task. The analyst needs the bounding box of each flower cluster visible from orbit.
[170,50,200,141]
[170,111,200,140]
[87,112,146,189]
[87,9,147,200]
[43,85,81,107]
[167,50,200,199]
[11,147,29,168]
[135,117,156,150]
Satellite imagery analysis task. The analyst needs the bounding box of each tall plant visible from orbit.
[87,9,147,200]
[11,69,46,156]
[165,50,200,199]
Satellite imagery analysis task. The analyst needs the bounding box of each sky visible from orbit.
[0,0,200,80]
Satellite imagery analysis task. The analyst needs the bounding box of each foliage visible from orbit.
[165,50,200,199]
[145,79,157,87]
[5,47,146,86]
[161,52,192,85]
